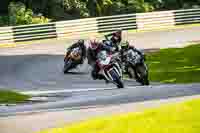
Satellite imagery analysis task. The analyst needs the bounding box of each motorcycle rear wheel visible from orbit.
[136,64,150,86]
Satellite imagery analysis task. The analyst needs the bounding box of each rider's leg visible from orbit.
[91,65,99,80]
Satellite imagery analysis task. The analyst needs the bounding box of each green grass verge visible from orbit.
[146,44,200,83]
[38,98,200,133]
[0,90,30,104]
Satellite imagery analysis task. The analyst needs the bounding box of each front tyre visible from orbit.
[116,78,124,88]
[109,69,124,88]
[136,64,150,86]
[63,59,72,74]
[127,66,135,79]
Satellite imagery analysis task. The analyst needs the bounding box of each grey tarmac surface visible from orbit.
[0,26,200,91]
[0,26,200,115]
[0,83,200,116]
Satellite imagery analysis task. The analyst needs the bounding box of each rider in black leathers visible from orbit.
[120,41,146,80]
[104,29,122,52]
[65,39,87,64]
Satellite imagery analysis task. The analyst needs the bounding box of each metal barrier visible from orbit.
[0,26,14,46]
[56,18,98,39]
[0,8,199,45]
[136,10,175,30]
[97,14,137,33]
[13,23,57,42]
[174,8,200,25]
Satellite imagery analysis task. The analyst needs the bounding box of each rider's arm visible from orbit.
[102,43,113,52]
[82,45,87,59]
[104,33,113,40]
[70,43,79,49]
[130,47,146,60]
[87,48,95,65]
[67,43,75,51]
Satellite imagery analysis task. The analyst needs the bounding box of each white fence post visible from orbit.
[136,10,175,31]
[55,18,98,39]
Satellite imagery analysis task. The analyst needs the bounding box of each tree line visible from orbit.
[0,0,199,26]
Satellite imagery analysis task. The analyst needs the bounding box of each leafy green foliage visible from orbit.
[0,0,199,26]
[9,2,33,25]
[0,16,9,26]
[8,2,50,25]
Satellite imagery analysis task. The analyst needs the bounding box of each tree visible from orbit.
[8,2,49,25]
[1,0,199,25]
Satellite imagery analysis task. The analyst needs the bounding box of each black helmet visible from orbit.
[78,39,84,45]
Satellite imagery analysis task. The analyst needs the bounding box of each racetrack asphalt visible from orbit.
[0,26,200,115]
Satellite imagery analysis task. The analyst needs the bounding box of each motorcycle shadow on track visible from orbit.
[63,71,88,75]
[63,61,90,75]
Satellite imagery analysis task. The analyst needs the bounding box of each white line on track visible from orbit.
[19,85,154,96]
[20,87,116,96]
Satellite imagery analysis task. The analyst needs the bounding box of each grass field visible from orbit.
[147,44,200,83]
[0,90,30,104]
[38,98,200,133]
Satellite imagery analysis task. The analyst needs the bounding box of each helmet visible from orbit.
[121,41,129,50]
[103,40,112,47]
[89,39,99,50]
[116,28,122,36]
[78,39,84,45]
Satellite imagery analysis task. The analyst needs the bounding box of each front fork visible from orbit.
[102,63,122,82]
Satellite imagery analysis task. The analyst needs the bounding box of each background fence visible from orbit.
[136,10,175,30]
[174,8,200,25]
[0,26,14,46]
[0,8,199,46]
[12,23,57,42]
[56,18,98,39]
[97,14,137,33]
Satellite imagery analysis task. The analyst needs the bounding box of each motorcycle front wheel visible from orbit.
[63,59,73,74]
[135,64,149,85]
[127,66,136,79]
[109,69,124,88]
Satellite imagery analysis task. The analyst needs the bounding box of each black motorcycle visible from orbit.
[123,49,149,85]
